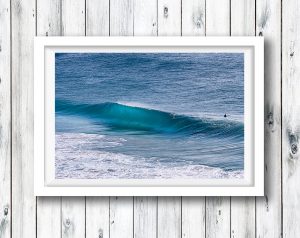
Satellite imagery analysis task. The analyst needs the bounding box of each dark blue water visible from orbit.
[55,53,244,179]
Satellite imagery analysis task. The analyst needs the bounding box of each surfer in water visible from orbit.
[224,113,227,118]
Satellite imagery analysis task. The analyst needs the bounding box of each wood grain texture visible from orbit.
[157,197,181,238]
[110,197,133,238]
[230,1,256,237]
[282,0,300,237]
[110,0,134,36]
[36,0,61,36]
[134,0,157,36]
[61,0,85,36]
[11,0,36,237]
[62,197,85,238]
[134,197,157,238]
[86,0,109,36]
[206,0,230,36]
[256,0,282,237]
[157,0,181,35]
[206,198,230,238]
[182,0,205,36]
[86,197,109,238]
[205,1,231,237]
[0,0,10,237]
[37,197,61,238]
[182,197,205,238]
[36,1,62,237]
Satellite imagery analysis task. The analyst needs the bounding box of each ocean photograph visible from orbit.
[55,52,244,179]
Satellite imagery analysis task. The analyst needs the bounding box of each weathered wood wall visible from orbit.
[0,0,296,237]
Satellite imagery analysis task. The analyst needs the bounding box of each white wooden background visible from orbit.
[1,0,298,237]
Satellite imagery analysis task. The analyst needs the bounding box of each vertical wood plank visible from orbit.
[133,1,158,237]
[110,0,134,36]
[86,0,109,36]
[109,2,134,238]
[0,0,10,237]
[110,197,133,238]
[134,197,157,238]
[36,0,61,37]
[134,0,157,36]
[181,1,206,237]
[231,0,255,36]
[182,0,205,36]
[85,1,110,238]
[182,198,205,238]
[256,0,282,237]
[206,0,230,36]
[86,197,109,238]
[205,1,231,237]
[36,1,62,238]
[206,198,230,238]
[230,1,256,238]
[62,197,85,238]
[282,0,300,237]
[157,197,181,238]
[37,198,61,238]
[157,1,182,238]
[11,0,36,236]
[62,0,86,36]
[61,1,86,238]
[157,0,181,36]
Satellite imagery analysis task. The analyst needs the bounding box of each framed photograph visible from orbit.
[34,37,264,196]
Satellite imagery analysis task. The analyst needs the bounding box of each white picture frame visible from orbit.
[34,37,264,196]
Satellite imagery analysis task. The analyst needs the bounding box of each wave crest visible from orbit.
[56,100,244,138]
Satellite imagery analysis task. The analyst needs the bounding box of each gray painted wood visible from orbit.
[2,0,290,237]
[0,0,10,237]
[256,0,282,237]
[282,0,300,237]
[11,0,36,237]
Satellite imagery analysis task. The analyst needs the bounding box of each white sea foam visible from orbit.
[55,132,243,179]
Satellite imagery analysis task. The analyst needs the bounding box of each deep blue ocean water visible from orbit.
[55,53,244,179]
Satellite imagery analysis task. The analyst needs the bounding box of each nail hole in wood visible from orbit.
[98,228,103,238]
[288,132,299,158]
[291,143,298,155]
[267,112,274,129]
[265,196,269,212]
[4,206,8,216]
[65,218,71,227]
[290,52,294,57]
[164,6,168,18]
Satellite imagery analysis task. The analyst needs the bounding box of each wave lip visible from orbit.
[56,100,244,138]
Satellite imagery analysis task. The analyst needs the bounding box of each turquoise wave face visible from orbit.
[56,100,244,139]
